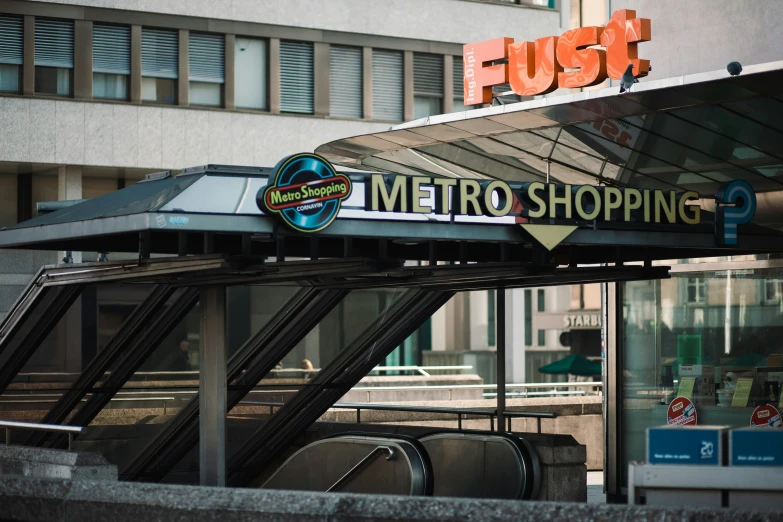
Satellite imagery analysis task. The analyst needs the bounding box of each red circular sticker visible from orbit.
[667,396,697,426]
[750,404,783,428]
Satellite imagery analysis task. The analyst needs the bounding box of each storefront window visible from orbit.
[621,266,783,485]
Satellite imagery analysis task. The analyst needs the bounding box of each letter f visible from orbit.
[462,37,513,105]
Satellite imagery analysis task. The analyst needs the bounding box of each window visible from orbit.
[487,289,496,347]
[686,277,706,303]
[493,83,521,105]
[141,28,178,104]
[537,329,546,346]
[413,53,443,119]
[235,37,267,110]
[765,279,781,304]
[280,41,313,114]
[330,45,362,119]
[93,24,130,100]
[35,18,73,96]
[524,289,532,346]
[189,32,224,107]
[537,289,545,312]
[372,49,403,122]
[0,15,23,93]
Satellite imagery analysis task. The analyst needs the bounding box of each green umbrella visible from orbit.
[538,354,602,376]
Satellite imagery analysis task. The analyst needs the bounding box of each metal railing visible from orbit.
[326,445,395,492]
[0,419,85,451]
[241,400,556,433]
[348,381,602,401]
[13,365,474,381]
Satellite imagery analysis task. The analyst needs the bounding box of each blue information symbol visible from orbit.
[716,180,756,245]
[257,153,352,233]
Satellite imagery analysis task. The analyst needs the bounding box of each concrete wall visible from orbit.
[0,250,56,324]
[23,0,564,45]
[609,0,783,81]
[0,98,390,170]
[0,475,776,521]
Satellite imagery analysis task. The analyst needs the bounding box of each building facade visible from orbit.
[0,0,567,380]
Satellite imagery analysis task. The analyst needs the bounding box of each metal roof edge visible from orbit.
[391,60,783,131]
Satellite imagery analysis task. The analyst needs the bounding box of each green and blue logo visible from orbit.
[257,153,352,233]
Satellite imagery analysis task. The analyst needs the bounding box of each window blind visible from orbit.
[329,46,362,118]
[35,18,73,68]
[0,15,23,65]
[189,32,224,83]
[413,53,443,97]
[453,56,464,98]
[93,24,130,75]
[142,28,178,79]
[280,41,313,114]
[372,49,403,121]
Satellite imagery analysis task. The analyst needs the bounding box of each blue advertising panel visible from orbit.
[647,426,729,466]
[730,428,783,467]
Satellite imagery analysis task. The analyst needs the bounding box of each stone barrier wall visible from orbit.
[1,475,780,522]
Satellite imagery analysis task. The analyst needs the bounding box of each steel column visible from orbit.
[496,288,506,433]
[26,285,175,446]
[200,285,227,487]
[227,289,454,487]
[122,288,348,482]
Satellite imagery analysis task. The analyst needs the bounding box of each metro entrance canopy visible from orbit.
[1,62,783,491]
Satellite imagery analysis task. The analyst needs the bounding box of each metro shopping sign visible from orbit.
[463,9,651,103]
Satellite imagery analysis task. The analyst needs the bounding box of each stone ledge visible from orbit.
[1,475,781,522]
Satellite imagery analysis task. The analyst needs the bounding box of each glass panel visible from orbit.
[235,37,267,110]
[622,266,783,487]
[189,81,222,106]
[0,63,21,92]
[0,284,154,430]
[93,72,128,99]
[35,66,71,96]
[142,77,176,104]
[414,96,442,119]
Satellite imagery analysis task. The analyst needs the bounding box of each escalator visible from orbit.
[259,430,542,500]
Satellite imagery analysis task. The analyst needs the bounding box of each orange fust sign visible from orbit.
[463,9,651,104]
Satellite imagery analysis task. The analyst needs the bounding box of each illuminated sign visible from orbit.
[366,176,700,224]
[463,9,651,102]
[365,175,756,248]
[257,153,352,233]
[258,155,756,248]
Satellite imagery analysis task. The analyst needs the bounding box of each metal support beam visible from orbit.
[227,289,454,487]
[26,285,176,446]
[45,288,200,448]
[0,285,84,397]
[497,288,506,433]
[200,285,227,487]
[123,288,348,482]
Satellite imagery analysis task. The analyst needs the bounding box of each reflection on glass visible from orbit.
[0,63,21,92]
[622,266,783,485]
[142,77,176,104]
[35,66,71,96]
[93,73,128,99]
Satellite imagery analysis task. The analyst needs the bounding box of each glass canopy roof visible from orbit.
[316,62,783,209]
